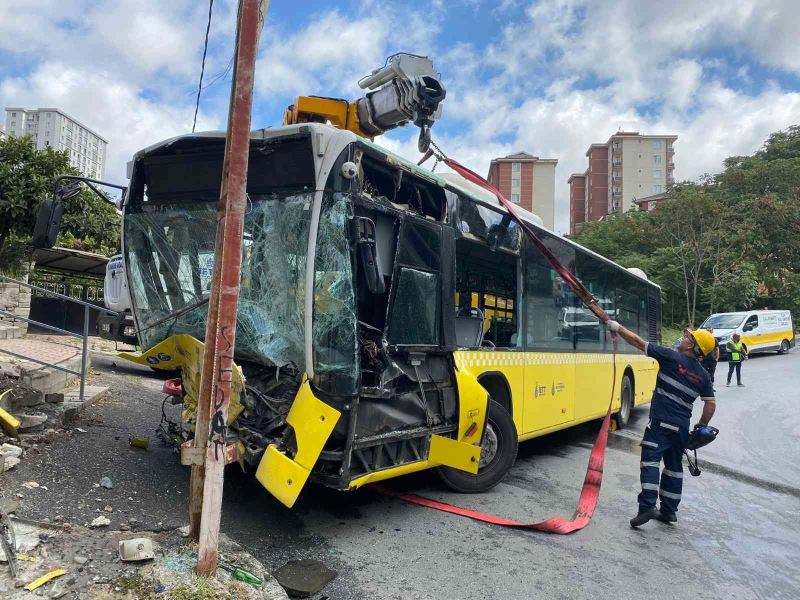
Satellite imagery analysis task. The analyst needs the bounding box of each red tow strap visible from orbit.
[374,149,620,534]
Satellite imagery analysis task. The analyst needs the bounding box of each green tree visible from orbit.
[0,135,120,270]
[573,125,800,327]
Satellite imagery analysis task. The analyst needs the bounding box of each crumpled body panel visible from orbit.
[119,334,245,426]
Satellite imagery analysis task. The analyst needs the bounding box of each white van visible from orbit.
[701,310,795,357]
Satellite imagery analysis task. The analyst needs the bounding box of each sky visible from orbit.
[2,0,800,234]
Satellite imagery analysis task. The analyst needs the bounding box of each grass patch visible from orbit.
[167,577,252,600]
[113,574,159,599]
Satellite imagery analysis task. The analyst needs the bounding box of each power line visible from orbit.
[192,0,214,133]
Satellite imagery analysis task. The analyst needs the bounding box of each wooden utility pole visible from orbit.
[190,0,268,576]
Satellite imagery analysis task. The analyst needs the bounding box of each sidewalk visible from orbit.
[0,333,109,437]
[0,337,84,393]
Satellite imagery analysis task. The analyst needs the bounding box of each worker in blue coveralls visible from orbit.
[605,320,717,527]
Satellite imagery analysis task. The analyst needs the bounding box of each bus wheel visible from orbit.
[779,340,790,354]
[437,400,518,493]
[614,374,633,429]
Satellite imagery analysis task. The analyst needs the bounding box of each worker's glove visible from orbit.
[605,320,621,333]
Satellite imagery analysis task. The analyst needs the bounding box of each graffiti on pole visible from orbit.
[209,325,234,460]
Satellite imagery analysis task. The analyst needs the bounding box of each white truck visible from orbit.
[97,253,138,345]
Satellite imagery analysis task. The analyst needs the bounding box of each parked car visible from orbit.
[557,307,601,340]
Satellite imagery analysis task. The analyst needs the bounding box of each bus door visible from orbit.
[521,235,576,434]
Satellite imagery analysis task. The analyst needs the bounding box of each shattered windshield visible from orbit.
[124,191,358,392]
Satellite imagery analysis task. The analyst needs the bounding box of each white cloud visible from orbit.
[2,0,799,237]
[0,62,219,184]
[255,7,440,99]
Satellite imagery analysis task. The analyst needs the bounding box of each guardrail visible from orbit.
[0,274,120,402]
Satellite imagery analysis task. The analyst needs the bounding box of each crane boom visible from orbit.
[283,52,446,151]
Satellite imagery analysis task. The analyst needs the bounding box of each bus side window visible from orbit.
[454,238,519,348]
[574,249,610,351]
[524,232,576,350]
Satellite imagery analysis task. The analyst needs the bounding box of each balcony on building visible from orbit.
[612,143,622,154]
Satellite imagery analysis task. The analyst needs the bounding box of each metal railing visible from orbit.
[0,274,119,402]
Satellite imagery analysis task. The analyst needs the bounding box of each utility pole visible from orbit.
[190,0,268,576]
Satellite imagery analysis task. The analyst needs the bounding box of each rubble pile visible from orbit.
[0,520,288,599]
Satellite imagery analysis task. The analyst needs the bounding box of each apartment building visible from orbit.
[4,107,107,179]
[487,151,558,230]
[569,131,676,233]
[608,132,676,214]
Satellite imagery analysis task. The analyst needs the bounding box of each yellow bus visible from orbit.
[115,123,660,506]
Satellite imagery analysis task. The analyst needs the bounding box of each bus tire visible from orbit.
[437,400,517,493]
[779,339,790,354]
[614,374,633,429]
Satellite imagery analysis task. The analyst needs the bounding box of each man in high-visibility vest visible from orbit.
[605,320,716,527]
[726,333,747,386]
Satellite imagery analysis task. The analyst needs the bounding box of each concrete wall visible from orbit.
[0,280,31,331]
[532,162,555,230]
[569,174,586,235]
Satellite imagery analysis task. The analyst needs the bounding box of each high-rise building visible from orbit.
[487,151,558,230]
[569,131,676,233]
[4,107,107,179]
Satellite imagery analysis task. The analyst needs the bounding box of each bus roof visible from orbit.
[132,123,659,289]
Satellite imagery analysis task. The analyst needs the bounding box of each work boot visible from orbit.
[737,383,744,386]
[630,508,660,528]
[657,510,677,524]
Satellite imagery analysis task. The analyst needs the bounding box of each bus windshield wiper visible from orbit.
[140,296,210,334]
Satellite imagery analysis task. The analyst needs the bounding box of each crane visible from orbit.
[283,52,446,152]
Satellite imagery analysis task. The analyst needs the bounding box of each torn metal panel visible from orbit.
[118,334,245,426]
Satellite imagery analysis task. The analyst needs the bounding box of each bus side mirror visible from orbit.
[31,199,65,248]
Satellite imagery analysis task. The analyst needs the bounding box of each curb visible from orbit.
[61,385,110,426]
[608,429,800,499]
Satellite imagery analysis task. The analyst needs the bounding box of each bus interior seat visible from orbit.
[455,309,485,347]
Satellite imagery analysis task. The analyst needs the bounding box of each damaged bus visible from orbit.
[113,123,661,507]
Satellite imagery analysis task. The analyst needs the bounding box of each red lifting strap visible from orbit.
[373,389,612,534]
[375,150,621,534]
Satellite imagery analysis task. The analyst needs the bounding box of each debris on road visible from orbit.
[0,519,289,599]
[89,515,110,528]
[99,476,112,489]
[0,405,19,438]
[273,558,337,598]
[1,442,22,471]
[23,567,65,591]
[128,436,149,449]
[118,537,155,562]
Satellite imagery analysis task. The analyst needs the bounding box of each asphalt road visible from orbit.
[2,350,799,599]
[697,349,800,488]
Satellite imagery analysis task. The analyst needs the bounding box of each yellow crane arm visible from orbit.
[283,96,373,139]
